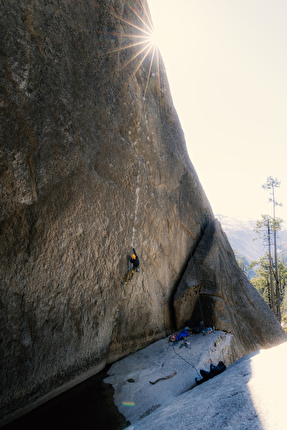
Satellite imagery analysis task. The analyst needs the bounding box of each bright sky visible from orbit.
[148,0,287,221]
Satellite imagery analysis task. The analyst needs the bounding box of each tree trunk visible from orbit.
[272,184,281,323]
[268,224,276,314]
[274,230,281,322]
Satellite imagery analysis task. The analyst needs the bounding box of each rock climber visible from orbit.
[195,359,226,385]
[122,247,140,284]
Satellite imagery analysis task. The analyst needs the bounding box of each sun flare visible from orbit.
[147,27,161,49]
[107,0,162,97]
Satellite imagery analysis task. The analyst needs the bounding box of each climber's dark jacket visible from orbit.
[130,248,139,268]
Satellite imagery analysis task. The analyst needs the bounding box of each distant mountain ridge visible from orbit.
[216,214,287,263]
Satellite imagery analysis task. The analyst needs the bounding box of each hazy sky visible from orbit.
[148,0,287,221]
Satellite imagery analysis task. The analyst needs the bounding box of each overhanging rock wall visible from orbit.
[0,0,285,424]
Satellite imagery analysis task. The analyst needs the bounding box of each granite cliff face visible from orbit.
[174,219,286,358]
[0,0,285,424]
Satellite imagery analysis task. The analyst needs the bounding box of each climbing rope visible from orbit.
[197,285,205,328]
[188,250,206,328]
[167,257,206,379]
[171,342,201,378]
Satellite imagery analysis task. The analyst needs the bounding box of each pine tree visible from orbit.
[253,215,276,314]
[250,254,287,317]
[262,176,283,322]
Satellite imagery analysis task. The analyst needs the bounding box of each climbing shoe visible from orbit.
[122,281,127,285]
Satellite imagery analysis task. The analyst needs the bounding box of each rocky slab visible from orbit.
[105,330,236,424]
[107,334,287,430]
